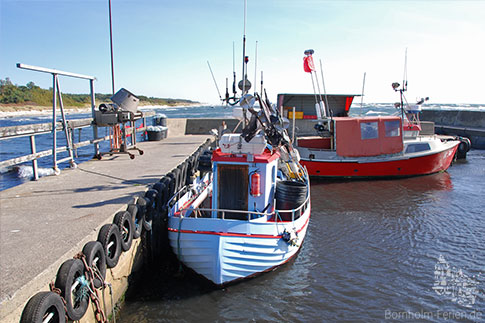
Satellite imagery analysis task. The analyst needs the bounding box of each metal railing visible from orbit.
[0,115,152,180]
[177,189,311,223]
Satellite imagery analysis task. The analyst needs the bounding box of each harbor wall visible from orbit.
[420,109,485,148]
[0,131,211,323]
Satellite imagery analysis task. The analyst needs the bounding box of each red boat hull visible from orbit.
[301,145,459,178]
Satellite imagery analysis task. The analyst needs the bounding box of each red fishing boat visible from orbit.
[278,57,461,178]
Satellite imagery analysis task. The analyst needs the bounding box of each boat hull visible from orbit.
[167,206,310,286]
[300,143,459,178]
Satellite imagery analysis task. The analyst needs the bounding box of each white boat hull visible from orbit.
[168,206,310,285]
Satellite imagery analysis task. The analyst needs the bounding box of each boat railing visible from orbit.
[178,187,310,223]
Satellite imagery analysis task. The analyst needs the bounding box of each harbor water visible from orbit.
[118,150,484,322]
[1,104,484,321]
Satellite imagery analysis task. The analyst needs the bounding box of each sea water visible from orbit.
[118,151,484,322]
[1,103,484,321]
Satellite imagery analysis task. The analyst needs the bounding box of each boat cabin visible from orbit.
[298,116,404,157]
[211,134,279,219]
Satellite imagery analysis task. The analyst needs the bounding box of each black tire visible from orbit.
[82,241,106,289]
[54,259,89,321]
[136,196,149,231]
[97,224,122,268]
[20,291,66,323]
[127,204,143,239]
[144,190,158,231]
[171,168,181,192]
[159,177,171,206]
[177,163,187,190]
[165,172,176,199]
[113,211,134,252]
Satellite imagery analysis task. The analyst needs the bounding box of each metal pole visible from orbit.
[254,40,258,93]
[292,107,296,144]
[108,0,115,95]
[52,74,58,172]
[360,72,366,117]
[29,135,38,181]
[56,77,77,168]
[319,59,330,117]
[90,79,100,157]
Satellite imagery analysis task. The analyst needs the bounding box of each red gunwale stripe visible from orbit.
[168,211,311,238]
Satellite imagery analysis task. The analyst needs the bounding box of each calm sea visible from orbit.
[1,104,484,321]
[118,151,484,322]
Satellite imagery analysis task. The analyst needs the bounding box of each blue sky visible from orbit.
[1,0,484,104]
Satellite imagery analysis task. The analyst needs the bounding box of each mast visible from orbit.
[241,0,247,95]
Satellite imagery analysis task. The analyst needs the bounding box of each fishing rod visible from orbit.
[254,41,258,95]
[304,49,322,119]
[319,59,330,118]
[241,0,247,95]
[360,72,366,116]
[232,41,237,97]
[207,61,222,101]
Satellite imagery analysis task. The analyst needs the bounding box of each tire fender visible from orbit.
[82,241,106,289]
[113,211,134,251]
[54,259,89,321]
[20,291,66,323]
[97,224,122,268]
[127,203,143,239]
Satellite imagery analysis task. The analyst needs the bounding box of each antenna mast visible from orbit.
[241,0,248,94]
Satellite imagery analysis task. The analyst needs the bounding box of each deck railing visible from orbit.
[177,188,311,223]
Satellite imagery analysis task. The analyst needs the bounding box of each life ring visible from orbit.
[54,259,89,321]
[127,203,143,239]
[82,241,106,289]
[97,224,122,268]
[113,211,134,252]
[20,291,66,323]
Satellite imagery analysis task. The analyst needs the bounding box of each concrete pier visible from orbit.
[0,118,211,322]
[420,109,485,149]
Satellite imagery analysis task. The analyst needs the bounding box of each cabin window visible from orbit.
[405,143,431,153]
[360,122,378,140]
[384,120,400,137]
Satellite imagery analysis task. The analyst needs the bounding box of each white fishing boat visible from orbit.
[167,127,311,285]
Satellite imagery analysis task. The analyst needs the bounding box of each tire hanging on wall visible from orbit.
[20,291,66,323]
[144,189,159,231]
[177,162,187,190]
[113,211,134,252]
[82,241,106,289]
[127,203,143,239]
[97,224,122,268]
[136,196,151,231]
[54,259,89,321]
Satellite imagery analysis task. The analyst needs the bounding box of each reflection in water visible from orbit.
[119,152,485,322]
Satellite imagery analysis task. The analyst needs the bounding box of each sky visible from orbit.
[1,0,485,105]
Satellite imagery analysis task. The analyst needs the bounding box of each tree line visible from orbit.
[0,78,197,107]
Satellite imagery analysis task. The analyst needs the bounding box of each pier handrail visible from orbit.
[0,113,153,177]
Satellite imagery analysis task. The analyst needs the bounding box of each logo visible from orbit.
[432,255,481,308]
